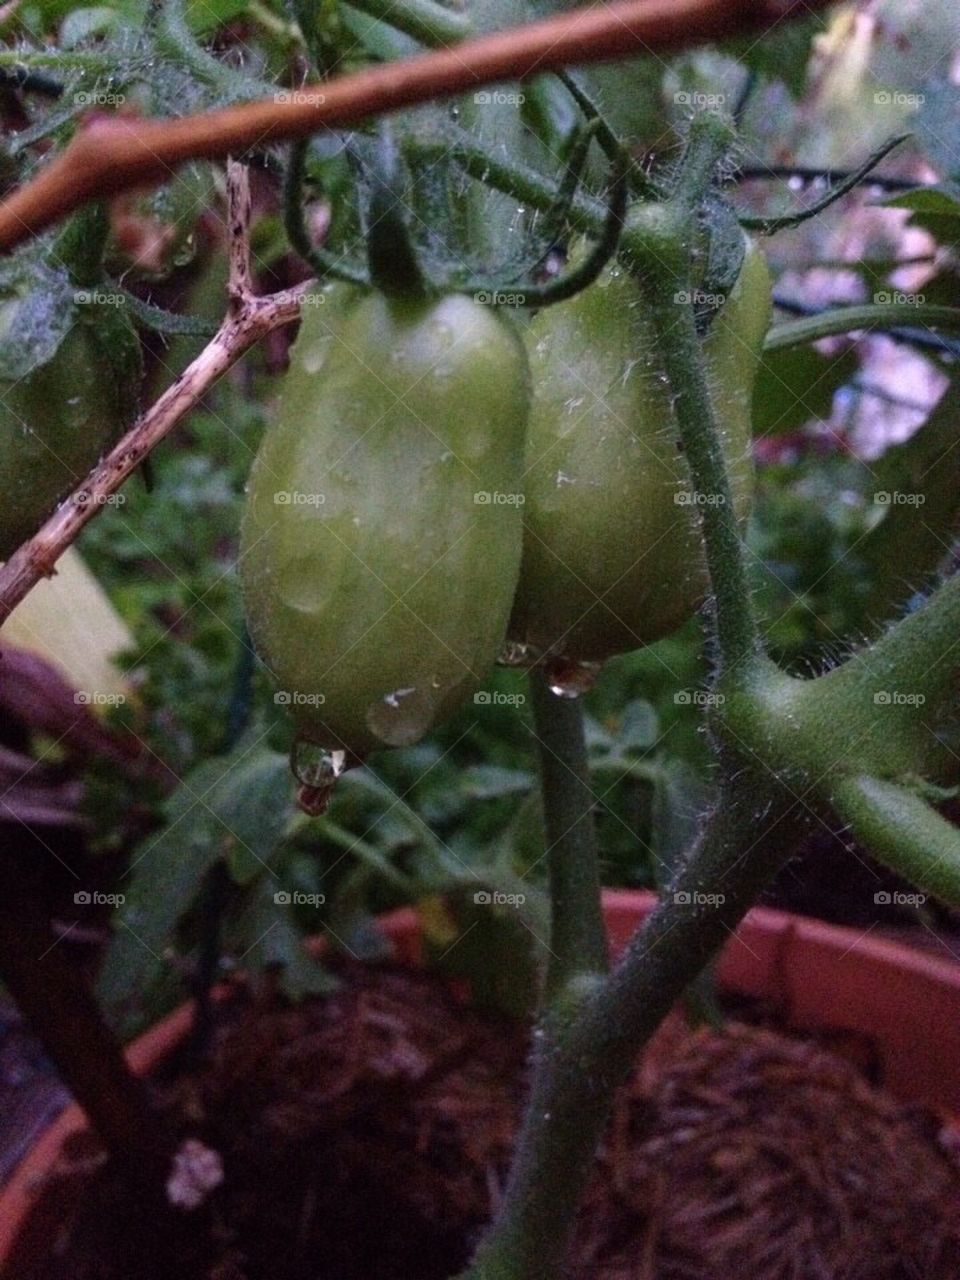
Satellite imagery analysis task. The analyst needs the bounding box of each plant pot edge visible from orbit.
[2,889,958,1270]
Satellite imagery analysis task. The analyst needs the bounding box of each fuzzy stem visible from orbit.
[463,780,796,1279]
[347,0,473,47]
[764,302,960,352]
[529,670,608,999]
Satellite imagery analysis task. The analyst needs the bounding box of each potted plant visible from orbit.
[1,0,960,1276]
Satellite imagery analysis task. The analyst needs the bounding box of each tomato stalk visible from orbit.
[347,0,474,47]
[765,301,960,352]
[528,670,608,1001]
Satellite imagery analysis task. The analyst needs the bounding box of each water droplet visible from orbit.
[291,741,351,815]
[497,640,538,668]
[544,656,600,700]
[366,685,435,747]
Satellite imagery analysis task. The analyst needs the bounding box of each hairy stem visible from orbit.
[529,670,608,999]
[463,780,798,1279]
[347,0,473,47]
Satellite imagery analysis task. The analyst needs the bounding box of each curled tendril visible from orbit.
[283,137,368,287]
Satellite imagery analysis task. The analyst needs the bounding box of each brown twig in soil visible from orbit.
[0,162,308,626]
[0,0,829,251]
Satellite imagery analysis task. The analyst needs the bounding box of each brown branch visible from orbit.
[0,0,826,250]
[0,162,306,625]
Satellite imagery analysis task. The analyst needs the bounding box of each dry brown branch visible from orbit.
[0,0,826,250]
[0,162,307,625]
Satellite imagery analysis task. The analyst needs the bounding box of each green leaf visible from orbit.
[753,345,857,437]
[97,736,294,1025]
[858,382,960,624]
[0,253,76,380]
[881,182,960,246]
[238,874,338,1001]
[724,14,825,98]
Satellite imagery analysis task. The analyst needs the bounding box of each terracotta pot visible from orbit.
[2,889,959,1273]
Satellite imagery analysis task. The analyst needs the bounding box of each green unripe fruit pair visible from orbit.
[241,241,771,757]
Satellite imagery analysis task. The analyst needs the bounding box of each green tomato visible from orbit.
[509,238,772,663]
[0,273,141,561]
[240,287,530,757]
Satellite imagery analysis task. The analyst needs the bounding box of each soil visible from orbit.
[6,960,960,1280]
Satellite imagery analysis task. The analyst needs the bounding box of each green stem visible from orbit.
[529,670,607,1000]
[739,133,909,233]
[415,130,607,237]
[765,302,960,352]
[642,269,761,674]
[154,0,274,99]
[346,0,472,47]
[463,779,798,1280]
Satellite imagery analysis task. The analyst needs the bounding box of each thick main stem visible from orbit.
[465,780,797,1280]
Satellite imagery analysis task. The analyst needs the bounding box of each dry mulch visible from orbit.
[7,961,960,1280]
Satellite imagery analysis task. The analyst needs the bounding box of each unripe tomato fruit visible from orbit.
[508,237,771,663]
[240,288,530,757]
[0,286,141,560]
